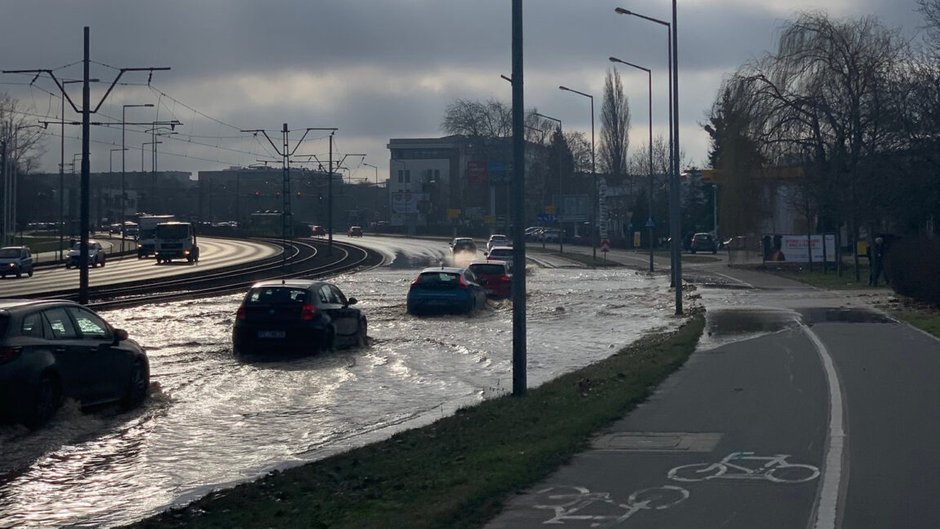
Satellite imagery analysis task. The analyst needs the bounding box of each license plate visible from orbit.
[258,330,286,339]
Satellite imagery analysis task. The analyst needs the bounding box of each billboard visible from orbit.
[763,234,836,263]
[391,191,419,214]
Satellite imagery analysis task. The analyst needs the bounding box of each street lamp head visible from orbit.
[559,85,569,91]
[614,7,632,15]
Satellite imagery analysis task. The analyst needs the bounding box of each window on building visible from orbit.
[405,170,411,183]
[398,170,404,183]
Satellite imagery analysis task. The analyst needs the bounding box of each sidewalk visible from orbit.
[484,248,900,528]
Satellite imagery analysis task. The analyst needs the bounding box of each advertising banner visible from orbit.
[391,191,418,214]
[763,234,836,263]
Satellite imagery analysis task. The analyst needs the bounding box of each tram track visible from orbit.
[16,238,383,310]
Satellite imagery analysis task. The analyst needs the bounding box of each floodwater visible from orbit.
[0,263,680,528]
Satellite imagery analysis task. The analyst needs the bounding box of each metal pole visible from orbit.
[151,124,156,212]
[121,107,126,253]
[590,95,597,261]
[511,0,527,396]
[328,131,334,254]
[670,0,683,315]
[60,90,65,259]
[79,26,90,305]
[282,123,289,268]
[647,70,654,273]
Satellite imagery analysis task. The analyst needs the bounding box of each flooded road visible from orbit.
[0,240,680,528]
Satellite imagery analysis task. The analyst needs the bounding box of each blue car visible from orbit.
[407,267,487,315]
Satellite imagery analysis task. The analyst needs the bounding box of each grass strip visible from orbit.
[888,304,940,339]
[126,313,705,529]
[763,264,879,290]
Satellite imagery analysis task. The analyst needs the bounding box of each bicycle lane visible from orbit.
[484,311,831,529]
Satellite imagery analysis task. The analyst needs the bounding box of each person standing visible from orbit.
[870,236,886,286]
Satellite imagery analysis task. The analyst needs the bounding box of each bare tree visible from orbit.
[0,93,45,173]
[441,98,512,138]
[564,131,591,174]
[599,68,630,177]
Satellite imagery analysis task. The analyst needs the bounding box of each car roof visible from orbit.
[0,246,28,250]
[418,266,467,274]
[489,234,508,239]
[0,299,76,314]
[453,237,474,241]
[469,260,508,268]
[488,245,514,252]
[249,279,328,290]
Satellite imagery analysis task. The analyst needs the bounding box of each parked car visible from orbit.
[0,246,34,279]
[347,226,363,237]
[690,232,718,254]
[66,240,107,268]
[485,245,516,272]
[468,260,512,299]
[232,279,368,356]
[450,237,477,254]
[0,299,149,428]
[310,225,326,237]
[407,266,487,315]
[539,228,563,243]
[486,234,511,252]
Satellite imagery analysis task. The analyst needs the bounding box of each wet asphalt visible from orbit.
[486,248,940,528]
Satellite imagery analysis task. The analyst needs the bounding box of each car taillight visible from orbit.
[410,276,421,287]
[301,304,319,320]
[458,276,470,289]
[0,346,22,365]
[501,274,511,282]
[236,306,246,321]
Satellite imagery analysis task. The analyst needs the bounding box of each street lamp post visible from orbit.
[558,85,597,260]
[122,103,153,252]
[532,111,564,253]
[609,57,654,273]
[363,162,379,226]
[615,5,682,314]
[141,141,161,210]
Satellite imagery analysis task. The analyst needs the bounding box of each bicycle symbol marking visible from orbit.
[667,451,820,484]
[532,484,689,527]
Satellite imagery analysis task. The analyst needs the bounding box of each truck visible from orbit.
[154,221,200,264]
[137,214,176,258]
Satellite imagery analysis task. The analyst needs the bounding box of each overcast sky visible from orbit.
[0,0,928,183]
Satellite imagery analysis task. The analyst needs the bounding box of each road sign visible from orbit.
[645,217,656,229]
[600,238,610,253]
[537,213,556,224]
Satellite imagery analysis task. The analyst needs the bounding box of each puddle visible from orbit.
[800,307,895,325]
[697,308,801,351]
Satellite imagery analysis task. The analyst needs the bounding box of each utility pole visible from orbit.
[511,0,527,396]
[240,125,337,266]
[3,26,169,304]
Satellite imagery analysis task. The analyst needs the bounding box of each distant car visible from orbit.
[486,234,511,252]
[539,228,563,243]
[450,237,477,254]
[468,261,512,299]
[0,299,149,428]
[232,279,368,356]
[486,245,516,272]
[407,267,487,315]
[347,226,363,237]
[690,232,718,254]
[311,225,326,237]
[0,246,34,279]
[66,240,106,268]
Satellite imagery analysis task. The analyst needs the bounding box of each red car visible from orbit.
[468,260,512,299]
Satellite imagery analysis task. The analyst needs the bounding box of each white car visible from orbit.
[486,234,511,253]
[66,240,107,269]
[486,245,516,272]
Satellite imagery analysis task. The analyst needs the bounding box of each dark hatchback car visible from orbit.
[690,232,718,254]
[407,267,487,315]
[0,299,149,428]
[450,237,477,254]
[232,279,368,356]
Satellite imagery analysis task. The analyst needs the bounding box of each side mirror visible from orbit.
[346,297,358,306]
[113,328,129,344]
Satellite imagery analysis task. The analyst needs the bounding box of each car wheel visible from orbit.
[27,269,33,277]
[122,360,148,409]
[15,271,21,278]
[321,328,336,353]
[25,374,61,429]
[100,258,106,267]
[356,320,368,348]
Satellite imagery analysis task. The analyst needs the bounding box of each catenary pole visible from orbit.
[511,0,527,396]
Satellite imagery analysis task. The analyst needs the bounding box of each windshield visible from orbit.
[156,224,191,239]
[0,249,20,258]
[469,264,504,275]
[245,287,309,305]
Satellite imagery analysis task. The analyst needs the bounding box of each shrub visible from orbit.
[884,236,940,305]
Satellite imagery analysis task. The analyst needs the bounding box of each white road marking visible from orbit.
[803,325,846,529]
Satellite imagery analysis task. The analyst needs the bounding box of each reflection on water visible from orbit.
[0,268,677,528]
